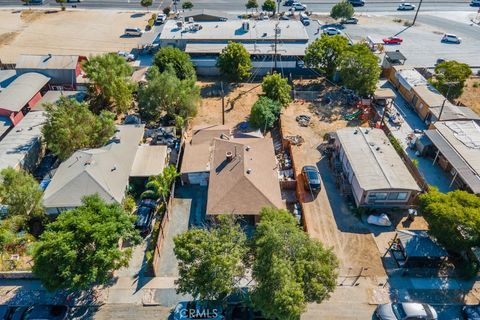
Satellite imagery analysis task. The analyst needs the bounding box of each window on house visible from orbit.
[368,192,388,200]
[387,192,409,200]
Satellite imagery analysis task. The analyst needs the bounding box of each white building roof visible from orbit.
[43,124,144,210]
[16,54,80,70]
[0,111,46,171]
[160,19,309,42]
[336,127,420,192]
[185,42,307,56]
[130,144,169,177]
[0,73,50,112]
[394,67,428,91]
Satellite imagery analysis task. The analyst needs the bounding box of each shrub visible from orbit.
[163,7,171,15]
[140,189,159,200]
[152,13,157,20]
[249,97,282,131]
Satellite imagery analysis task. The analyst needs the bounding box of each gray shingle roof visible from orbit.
[0,73,50,112]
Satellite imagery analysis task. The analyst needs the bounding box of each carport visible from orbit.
[130,145,169,178]
[389,230,448,268]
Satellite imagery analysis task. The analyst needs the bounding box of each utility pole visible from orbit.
[437,81,458,122]
[221,81,225,125]
[273,23,280,71]
[412,0,423,26]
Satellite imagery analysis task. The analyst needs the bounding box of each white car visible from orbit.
[441,33,462,43]
[117,51,135,61]
[323,27,340,35]
[156,13,166,24]
[397,3,416,10]
[471,0,480,6]
[292,3,307,10]
[376,303,437,320]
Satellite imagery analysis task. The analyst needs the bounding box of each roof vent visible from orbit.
[365,129,369,134]
[84,160,93,166]
[43,53,52,62]
[111,165,117,171]
[220,133,230,140]
[376,147,381,151]
[246,146,251,151]
[246,168,252,174]
[226,151,233,162]
[242,21,250,32]
[353,129,358,134]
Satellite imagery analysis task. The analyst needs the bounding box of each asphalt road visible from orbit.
[0,0,477,12]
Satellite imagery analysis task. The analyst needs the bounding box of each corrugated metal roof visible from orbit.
[0,73,50,112]
[0,111,46,171]
[425,121,480,194]
[130,145,168,177]
[336,127,420,192]
[16,54,79,70]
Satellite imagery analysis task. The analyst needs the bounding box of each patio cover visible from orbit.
[130,145,169,177]
[398,230,447,259]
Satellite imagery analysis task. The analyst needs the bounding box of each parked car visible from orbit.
[348,0,365,6]
[441,33,462,43]
[463,304,480,320]
[140,198,158,210]
[397,3,416,10]
[300,13,310,25]
[471,0,480,6]
[301,165,321,192]
[292,3,307,10]
[173,301,224,320]
[341,17,358,24]
[279,14,290,20]
[156,13,167,24]
[284,0,295,5]
[383,36,403,44]
[435,58,446,66]
[117,51,135,61]
[323,27,341,35]
[135,206,154,235]
[124,27,143,36]
[23,305,69,320]
[375,303,437,320]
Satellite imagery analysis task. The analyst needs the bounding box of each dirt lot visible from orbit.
[457,77,480,116]
[191,82,262,128]
[0,9,151,63]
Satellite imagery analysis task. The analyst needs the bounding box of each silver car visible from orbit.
[375,303,437,320]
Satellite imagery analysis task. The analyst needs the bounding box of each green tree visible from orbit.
[251,208,338,320]
[217,42,252,82]
[33,195,140,291]
[431,60,472,99]
[304,35,350,79]
[147,165,180,203]
[182,1,194,9]
[262,0,276,12]
[42,97,116,160]
[338,43,381,97]
[420,188,480,253]
[174,215,248,300]
[163,6,171,15]
[262,72,292,107]
[245,0,259,12]
[138,66,200,123]
[0,168,44,219]
[83,53,136,114]
[249,96,282,131]
[330,1,354,20]
[153,47,196,80]
[141,0,153,11]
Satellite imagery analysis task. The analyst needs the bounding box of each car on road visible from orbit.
[375,303,437,320]
[397,3,416,10]
[348,0,365,6]
[323,27,341,35]
[441,33,462,43]
[383,36,403,44]
[471,0,480,6]
[300,13,310,25]
[174,301,224,320]
[284,0,295,5]
[117,51,135,61]
[462,304,480,320]
[291,3,307,10]
[341,17,358,24]
[301,165,321,192]
[23,305,69,320]
[124,27,143,36]
[279,14,290,20]
[155,13,167,24]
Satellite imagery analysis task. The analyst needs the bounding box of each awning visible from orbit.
[130,145,169,177]
[398,230,448,259]
[185,42,307,56]
[374,88,396,100]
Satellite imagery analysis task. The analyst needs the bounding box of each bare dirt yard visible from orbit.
[191,81,262,128]
[0,9,151,63]
[457,77,480,116]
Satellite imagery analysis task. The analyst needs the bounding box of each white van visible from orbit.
[125,28,143,37]
[300,13,310,26]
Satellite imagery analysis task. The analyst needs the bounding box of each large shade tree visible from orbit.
[262,72,292,107]
[83,53,136,114]
[338,43,381,97]
[431,60,472,99]
[249,96,282,131]
[42,97,116,160]
[173,216,248,300]
[217,42,252,82]
[251,208,338,319]
[153,47,196,80]
[33,195,140,291]
[330,1,354,20]
[304,35,350,80]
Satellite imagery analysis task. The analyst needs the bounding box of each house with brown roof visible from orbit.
[206,137,283,222]
[180,125,230,185]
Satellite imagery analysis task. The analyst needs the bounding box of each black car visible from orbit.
[23,305,69,320]
[463,304,480,320]
[301,165,321,192]
[348,0,365,6]
[135,206,154,235]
